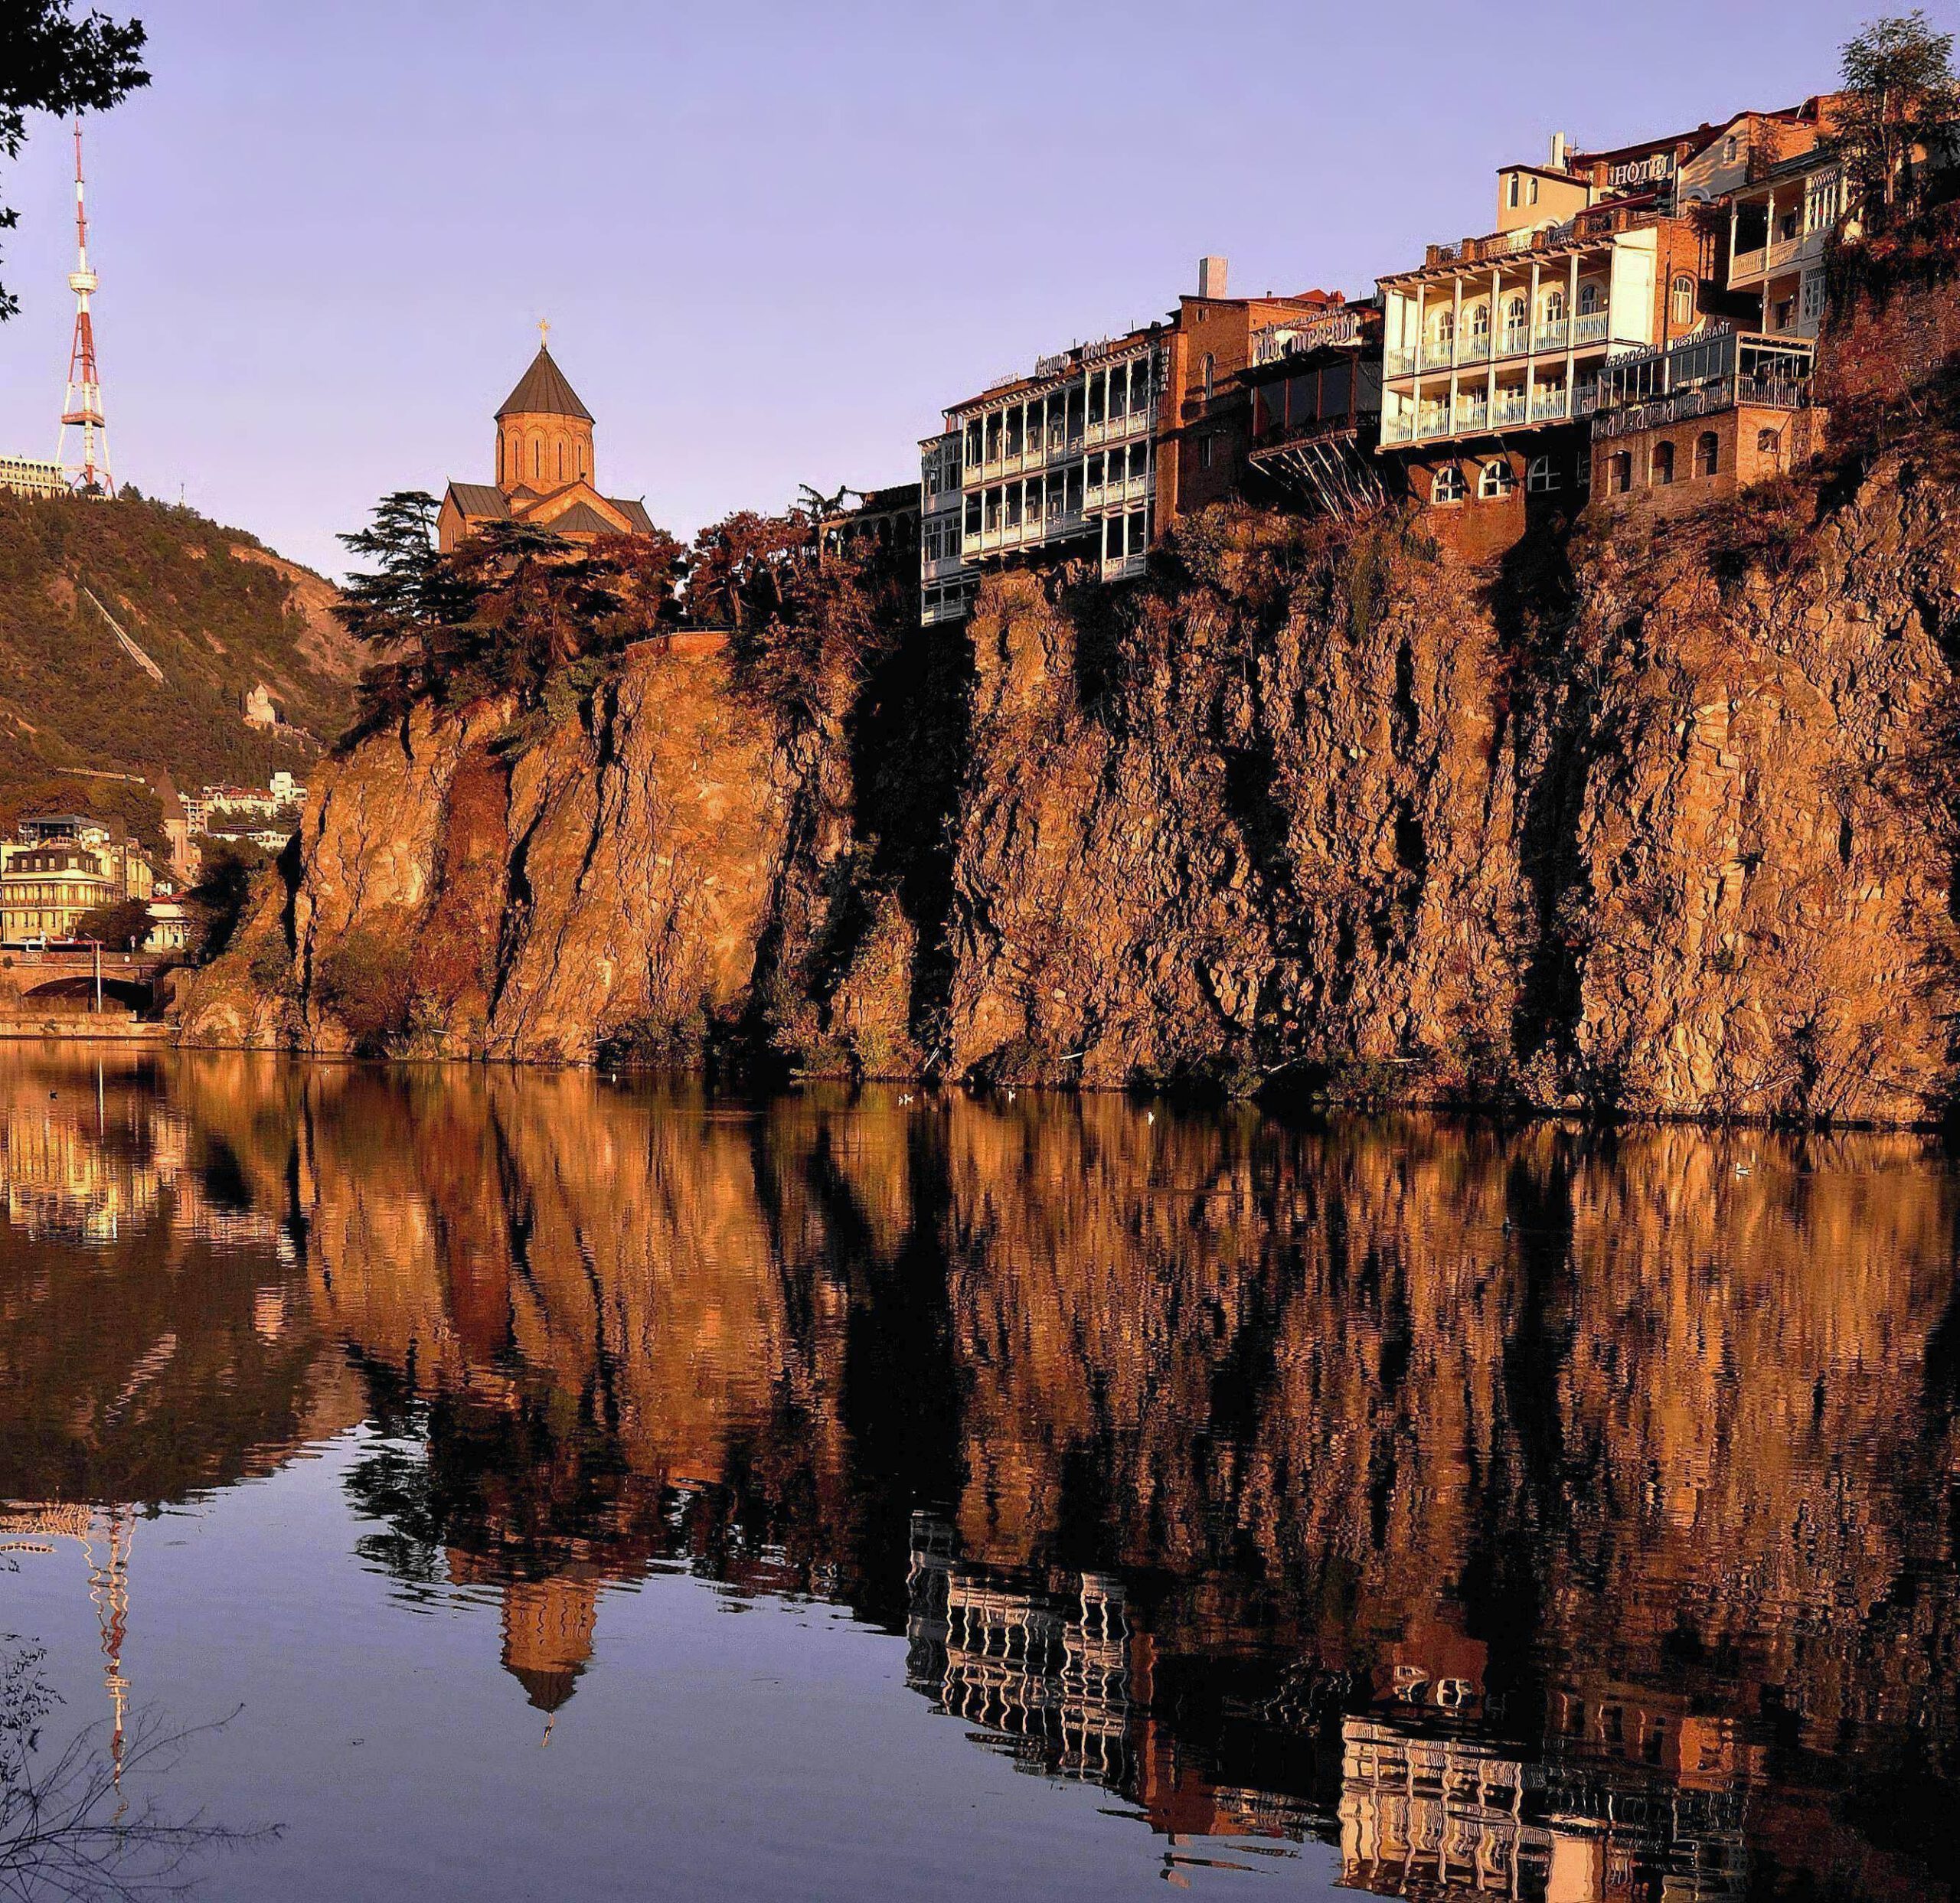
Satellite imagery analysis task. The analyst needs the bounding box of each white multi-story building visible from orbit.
[921,325,1167,623]
[1724,151,1847,339]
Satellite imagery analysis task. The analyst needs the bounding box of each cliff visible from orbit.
[176,269,1960,1124]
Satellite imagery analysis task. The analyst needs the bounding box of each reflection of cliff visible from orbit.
[7,1049,1959,1895]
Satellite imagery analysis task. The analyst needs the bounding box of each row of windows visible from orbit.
[1105,509,1149,560]
[961,448,1151,534]
[1,881,108,903]
[1429,453,1589,504]
[1429,281,1606,348]
[1602,427,1782,495]
[960,357,1155,465]
[500,433,587,487]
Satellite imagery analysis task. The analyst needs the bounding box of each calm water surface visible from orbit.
[2,1046,1957,1900]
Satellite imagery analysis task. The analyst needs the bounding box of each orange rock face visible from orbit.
[176,320,1960,1124]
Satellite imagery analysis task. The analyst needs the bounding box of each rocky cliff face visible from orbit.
[177,279,1960,1124]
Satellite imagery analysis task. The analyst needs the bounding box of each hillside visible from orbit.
[0,491,358,834]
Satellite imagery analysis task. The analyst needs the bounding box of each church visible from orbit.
[437,331,657,553]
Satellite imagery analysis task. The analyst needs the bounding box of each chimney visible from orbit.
[1549,131,1569,171]
[1197,255,1228,299]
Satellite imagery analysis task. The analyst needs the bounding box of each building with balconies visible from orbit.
[1586,322,1821,514]
[1243,302,1386,518]
[1724,148,1847,339]
[1377,128,1721,561]
[920,260,1337,619]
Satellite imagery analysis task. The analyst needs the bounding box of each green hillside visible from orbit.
[0,491,358,836]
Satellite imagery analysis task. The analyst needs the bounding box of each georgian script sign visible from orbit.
[1253,308,1364,365]
[1033,335,1135,382]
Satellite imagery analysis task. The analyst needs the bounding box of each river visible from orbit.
[0,1045,1954,1899]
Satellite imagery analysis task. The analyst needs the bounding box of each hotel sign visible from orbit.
[1606,151,1674,188]
[1034,335,1140,381]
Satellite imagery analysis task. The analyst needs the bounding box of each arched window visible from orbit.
[1695,431,1720,477]
[1466,301,1490,344]
[1609,452,1632,494]
[1479,458,1514,499]
[1652,440,1676,485]
[1757,426,1782,459]
[1671,275,1696,326]
[1201,353,1214,401]
[557,441,566,481]
[1723,133,1738,162]
[1542,287,1566,324]
[1504,293,1527,341]
[532,437,541,480]
[1578,280,1602,315]
[1432,307,1455,349]
[1526,454,1560,492]
[1431,465,1465,504]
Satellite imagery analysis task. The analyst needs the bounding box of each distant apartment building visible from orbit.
[918,260,1335,622]
[0,817,155,945]
[0,455,67,502]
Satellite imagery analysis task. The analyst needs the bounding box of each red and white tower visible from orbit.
[57,115,111,495]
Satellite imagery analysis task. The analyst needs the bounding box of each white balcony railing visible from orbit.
[1494,393,1528,426]
[1530,389,1570,422]
[1573,310,1609,345]
[1534,320,1569,351]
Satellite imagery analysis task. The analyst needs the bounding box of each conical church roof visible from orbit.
[495,346,593,423]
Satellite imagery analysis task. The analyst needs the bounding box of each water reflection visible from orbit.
[2,1048,1958,1898]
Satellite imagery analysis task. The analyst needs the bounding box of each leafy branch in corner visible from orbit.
[0,0,149,321]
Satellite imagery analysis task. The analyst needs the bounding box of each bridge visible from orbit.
[0,946,177,1015]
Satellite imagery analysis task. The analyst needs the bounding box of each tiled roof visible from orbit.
[446,481,510,519]
[495,347,594,423]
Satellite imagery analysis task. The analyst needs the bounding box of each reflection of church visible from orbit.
[437,333,657,553]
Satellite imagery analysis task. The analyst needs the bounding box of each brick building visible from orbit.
[438,340,657,553]
[1241,301,1386,518]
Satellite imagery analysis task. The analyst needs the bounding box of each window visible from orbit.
[1109,370,1128,419]
[1005,407,1023,458]
[1609,452,1632,494]
[1802,271,1826,324]
[1507,173,1521,209]
[1105,514,1125,560]
[1005,485,1021,528]
[1651,440,1676,485]
[1467,302,1490,344]
[1197,436,1214,471]
[1086,452,1104,490]
[1671,275,1695,327]
[1542,287,1565,324]
[1527,176,1539,206]
[1773,295,1797,331]
[1695,431,1720,477]
[1432,307,1455,349]
[1503,294,1527,344]
[1087,374,1106,426]
[965,420,982,463]
[1478,458,1514,499]
[1578,279,1602,315]
[984,487,1002,530]
[1431,465,1465,504]
[1576,452,1591,491]
[1129,508,1147,554]
[1527,455,1560,492]
[1723,133,1738,163]
[1201,353,1215,402]
[1129,442,1148,480]
[1757,426,1782,458]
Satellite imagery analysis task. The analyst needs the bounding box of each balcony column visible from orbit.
[1410,282,1426,436]
[1566,253,1580,406]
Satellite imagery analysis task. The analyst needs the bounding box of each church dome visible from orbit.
[495,345,594,423]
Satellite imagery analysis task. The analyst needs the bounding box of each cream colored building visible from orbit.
[0,818,155,945]
[0,454,67,501]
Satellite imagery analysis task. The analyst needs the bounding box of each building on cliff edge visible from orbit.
[438,334,657,554]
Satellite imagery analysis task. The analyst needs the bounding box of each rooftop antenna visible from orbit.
[57,116,111,495]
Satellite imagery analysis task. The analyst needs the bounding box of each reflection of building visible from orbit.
[1339,1706,1750,1902]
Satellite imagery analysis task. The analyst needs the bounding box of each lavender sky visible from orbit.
[0,0,1879,577]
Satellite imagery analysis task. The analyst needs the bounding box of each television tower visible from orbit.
[57,115,111,495]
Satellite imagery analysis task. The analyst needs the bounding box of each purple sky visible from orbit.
[0,0,1877,578]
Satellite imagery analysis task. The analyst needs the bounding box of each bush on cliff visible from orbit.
[314,924,416,1055]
